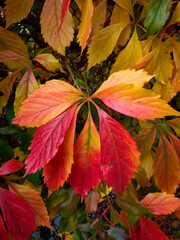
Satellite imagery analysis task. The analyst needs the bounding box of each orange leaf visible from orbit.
[5,0,34,28]
[154,134,180,193]
[68,112,102,198]
[85,190,100,214]
[14,67,39,115]
[0,50,26,62]
[97,108,140,194]
[140,192,180,215]
[12,80,83,127]
[40,0,74,55]
[77,0,93,53]
[8,182,51,228]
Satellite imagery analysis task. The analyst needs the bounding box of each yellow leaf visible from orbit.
[140,36,155,56]
[34,54,64,73]
[40,0,74,55]
[78,0,93,53]
[8,182,51,228]
[111,28,143,73]
[135,166,150,187]
[5,0,34,28]
[167,2,180,27]
[87,23,127,70]
[171,38,180,77]
[91,0,107,35]
[14,147,27,162]
[14,68,39,115]
[141,150,154,179]
[114,0,134,18]
[152,80,172,102]
[75,0,84,10]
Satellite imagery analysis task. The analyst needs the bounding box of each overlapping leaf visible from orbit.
[0,159,23,176]
[167,1,180,27]
[97,108,140,194]
[14,67,39,115]
[59,0,71,32]
[0,50,26,62]
[0,187,36,240]
[12,80,83,127]
[114,0,134,18]
[0,214,9,240]
[40,0,74,55]
[141,192,180,215]
[85,190,100,214]
[8,182,51,228]
[68,112,102,198]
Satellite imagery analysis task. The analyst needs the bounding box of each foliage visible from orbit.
[0,0,180,239]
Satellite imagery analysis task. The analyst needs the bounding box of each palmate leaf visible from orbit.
[0,187,36,240]
[12,80,83,127]
[97,108,140,194]
[68,112,102,198]
[0,159,24,176]
[140,192,180,215]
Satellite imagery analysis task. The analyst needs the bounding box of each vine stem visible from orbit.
[65,62,81,91]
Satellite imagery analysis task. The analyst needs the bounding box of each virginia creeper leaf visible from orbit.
[167,131,180,160]
[114,0,134,18]
[0,214,9,240]
[43,108,78,191]
[8,182,51,228]
[12,80,83,127]
[154,134,180,193]
[139,217,169,240]
[0,159,24,176]
[97,108,140,194]
[0,50,25,62]
[167,2,180,27]
[129,225,141,240]
[14,67,39,115]
[0,187,36,240]
[87,23,127,70]
[85,190,100,214]
[40,0,74,55]
[107,227,129,240]
[68,112,102,198]
[33,54,64,73]
[144,0,171,35]
[140,192,180,215]
[77,0,93,53]
[59,0,71,32]
[24,106,77,175]
[5,0,34,28]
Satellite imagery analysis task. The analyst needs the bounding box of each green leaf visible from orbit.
[107,227,129,240]
[144,0,171,35]
[46,189,66,209]
[0,136,14,160]
[110,206,129,230]
[115,194,152,216]
[59,214,76,233]
[0,127,18,135]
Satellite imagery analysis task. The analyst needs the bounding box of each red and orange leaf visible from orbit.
[0,50,26,62]
[12,80,83,127]
[154,135,180,193]
[43,108,78,191]
[0,214,9,240]
[33,54,64,73]
[97,107,140,194]
[68,112,102,198]
[8,182,51,228]
[77,0,93,53]
[0,187,36,240]
[139,217,169,240]
[140,192,180,215]
[24,106,77,175]
[14,67,39,115]
[5,0,34,28]
[167,132,180,160]
[40,0,74,55]
[59,0,71,32]
[0,159,24,176]
[93,84,180,120]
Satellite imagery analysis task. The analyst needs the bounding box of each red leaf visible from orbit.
[58,0,71,32]
[0,159,24,176]
[0,187,36,240]
[97,108,140,194]
[25,106,76,175]
[129,225,140,240]
[0,214,9,240]
[68,112,102,198]
[43,109,78,191]
[139,217,169,240]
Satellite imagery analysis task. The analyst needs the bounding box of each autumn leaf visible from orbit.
[14,67,39,115]
[8,181,51,228]
[24,106,77,175]
[77,0,93,53]
[12,80,83,127]
[111,28,143,73]
[154,134,180,193]
[167,132,180,162]
[0,187,36,240]
[140,192,180,215]
[59,0,71,32]
[43,108,78,191]
[33,54,64,73]
[114,0,134,18]
[40,0,74,55]
[139,217,169,240]
[0,214,9,240]
[129,225,140,240]
[0,159,23,176]
[68,112,102,198]
[85,190,100,214]
[167,2,180,27]
[5,0,34,28]
[0,50,26,62]
[97,108,140,194]
[87,23,128,70]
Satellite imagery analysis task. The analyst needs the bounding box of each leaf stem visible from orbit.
[65,62,82,92]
